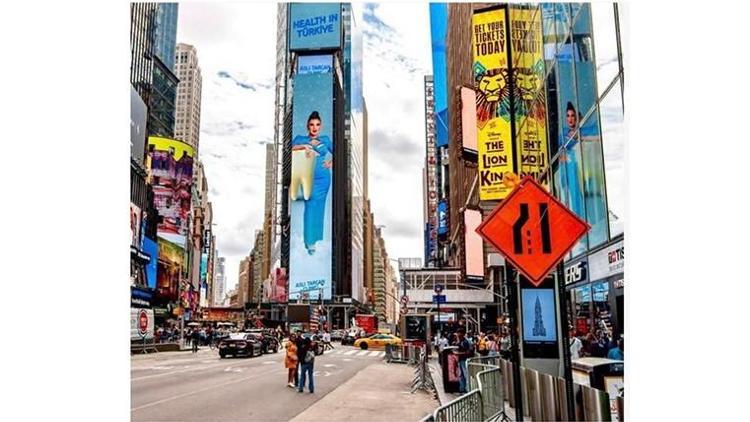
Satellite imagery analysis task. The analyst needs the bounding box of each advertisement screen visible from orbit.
[510,7,550,189]
[147,136,195,248]
[553,5,609,255]
[460,87,478,154]
[130,308,154,341]
[130,203,142,247]
[289,3,341,52]
[404,315,428,342]
[200,253,208,285]
[522,288,557,343]
[464,209,484,280]
[142,237,158,289]
[472,8,515,200]
[429,2,449,148]
[437,200,448,236]
[130,87,147,162]
[298,54,333,75]
[156,237,184,300]
[289,70,334,301]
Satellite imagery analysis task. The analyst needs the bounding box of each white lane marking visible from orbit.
[368,351,381,357]
[356,351,370,356]
[263,361,275,365]
[132,355,273,381]
[150,366,174,370]
[313,371,331,377]
[343,359,352,362]
[323,364,336,368]
[223,367,242,373]
[344,350,357,356]
[331,350,344,355]
[377,351,385,357]
[131,367,280,412]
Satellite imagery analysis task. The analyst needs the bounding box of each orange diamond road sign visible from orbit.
[476,176,590,286]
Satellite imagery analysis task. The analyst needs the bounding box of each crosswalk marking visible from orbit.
[368,351,382,357]
[344,350,358,356]
[356,351,370,356]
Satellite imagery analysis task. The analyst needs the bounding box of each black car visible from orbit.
[341,332,357,346]
[218,333,263,358]
[245,330,280,354]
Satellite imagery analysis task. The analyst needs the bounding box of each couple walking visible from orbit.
[284,333,316,393]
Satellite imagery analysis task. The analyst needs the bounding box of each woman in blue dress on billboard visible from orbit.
[291,111,333,256]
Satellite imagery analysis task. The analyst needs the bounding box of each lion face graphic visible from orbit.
[475,68,510,128]
[513,67,546,123]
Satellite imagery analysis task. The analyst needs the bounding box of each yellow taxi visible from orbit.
[353,333,402,350]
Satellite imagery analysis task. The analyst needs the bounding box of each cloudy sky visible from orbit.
[175,2,626,293]
[177,2,432,292]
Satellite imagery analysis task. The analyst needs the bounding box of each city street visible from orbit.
[131,345,406,422]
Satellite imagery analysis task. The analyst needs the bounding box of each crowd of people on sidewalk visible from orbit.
[568,327,624,360]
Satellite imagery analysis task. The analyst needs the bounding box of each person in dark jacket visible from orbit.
[298,337,315,393]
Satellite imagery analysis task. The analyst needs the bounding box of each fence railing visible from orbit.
[426,355,621,421]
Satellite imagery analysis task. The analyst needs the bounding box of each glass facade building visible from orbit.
[153,3,179,72]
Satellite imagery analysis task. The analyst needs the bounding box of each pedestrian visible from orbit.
[285,333,299,388]
[569,327,583,360]
[191,328,200,353]
[438,335,449,353]
[298,337,316,394]
[455,329,472,394]
[478,333,489,356]
[499,332,511,360]
[322,329,334,350]
[486,335,499,357]
[607,338,624,361]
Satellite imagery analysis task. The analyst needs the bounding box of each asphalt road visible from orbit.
[131,344,387,422]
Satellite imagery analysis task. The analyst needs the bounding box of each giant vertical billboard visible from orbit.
[429,3,449,148]
[147,136,194,300]
[424,77,438,264]
[289,3,341,52]
[510,7,550,190]
[472,8,515,200]
[464,209,484,282]
[289,68,334,301]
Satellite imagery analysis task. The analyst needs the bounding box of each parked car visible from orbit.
[244,330,280,354]
[218,333,263,358]
[354,333,402,350]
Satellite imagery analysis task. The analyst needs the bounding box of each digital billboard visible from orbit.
[437,200,448,236]
[429,3,449,148]
[521,288,557,343]
[289,3,341,52]
[289,69,334,301]
[142,237,158,289]
[130,86,147,163]
[464,209,484,281]
[472,8,515,200]
[298,54,333,75]
[510,7,550,189]
[147,136,195,248]
[460,87,478,155]
[553,3,608,256]
[130,203,142,247]
[156,237,184,300]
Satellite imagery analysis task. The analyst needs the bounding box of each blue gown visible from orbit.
[292,135,333,251]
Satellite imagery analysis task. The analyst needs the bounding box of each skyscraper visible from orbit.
[130,3,157,104]
[174,43,203,152]
[147,3,179,138]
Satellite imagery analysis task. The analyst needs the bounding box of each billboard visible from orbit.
[424,77,438,263]
[289,69,334,301]
[130,86,147,163]
[130,203,142,247]
[157,237,184,300]
[521,288,557,343]
[472,8,515,200]
[298,54,333,75]
[147,136,195,248]
[200,253,208,285]
[437,200,448,236]
[464,209,484,281]
[460,87,478,155]
[130,308,154,341]
[510,7,550,189]
[289,3,341,52]
[553,4,609,256]
[429,3,449,148]
[142,237,158,289]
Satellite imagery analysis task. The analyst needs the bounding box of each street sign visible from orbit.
[434,284,444,294]
[476,176,590,286]
[138,309,149,337]
[432,294,446,304]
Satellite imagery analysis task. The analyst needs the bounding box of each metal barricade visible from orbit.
[433,389,483,422]
[582,385,612,421]
[420,413,436,422]
[476,367,504,421]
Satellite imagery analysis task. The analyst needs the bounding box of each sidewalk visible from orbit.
[289,361,438,422]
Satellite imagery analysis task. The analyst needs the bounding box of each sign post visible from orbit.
[434,284,444,336]
[476,176,589,421]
